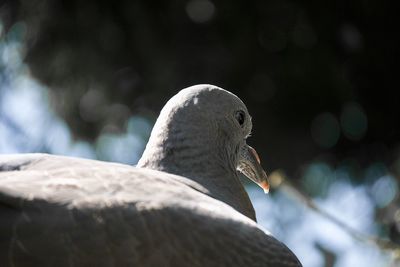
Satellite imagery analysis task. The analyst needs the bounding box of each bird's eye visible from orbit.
[235,110,245,127]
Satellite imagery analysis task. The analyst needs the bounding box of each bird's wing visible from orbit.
[0,154,301,267]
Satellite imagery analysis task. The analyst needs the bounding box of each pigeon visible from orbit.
[0,84,302,267]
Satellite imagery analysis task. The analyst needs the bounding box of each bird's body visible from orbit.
[0,85,302,266]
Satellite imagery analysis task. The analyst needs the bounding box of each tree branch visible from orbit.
[269,170,400,264]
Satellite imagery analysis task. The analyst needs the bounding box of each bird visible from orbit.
[0,84,302,267]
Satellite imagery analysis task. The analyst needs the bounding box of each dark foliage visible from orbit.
[0,0,399,174]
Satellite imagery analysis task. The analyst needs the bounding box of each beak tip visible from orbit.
[259,180,270,194]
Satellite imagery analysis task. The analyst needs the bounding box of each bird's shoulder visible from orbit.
[0,153,208,205]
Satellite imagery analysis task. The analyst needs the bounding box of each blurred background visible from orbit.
[0,1,399,266]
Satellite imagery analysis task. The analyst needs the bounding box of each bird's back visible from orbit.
[0,154,301,267]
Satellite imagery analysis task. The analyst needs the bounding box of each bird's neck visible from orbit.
[137,129,256,221]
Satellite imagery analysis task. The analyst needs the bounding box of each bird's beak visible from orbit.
[237,145,270,193]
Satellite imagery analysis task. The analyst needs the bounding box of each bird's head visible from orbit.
[138,84,269,194]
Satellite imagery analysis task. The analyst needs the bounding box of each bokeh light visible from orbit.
[340,102,368,141]
[311,112,340,149]
[186,0,215,23]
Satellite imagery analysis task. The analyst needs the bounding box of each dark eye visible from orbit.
[235,110,245,127]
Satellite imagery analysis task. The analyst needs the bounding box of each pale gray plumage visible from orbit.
[0,85,302,267]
